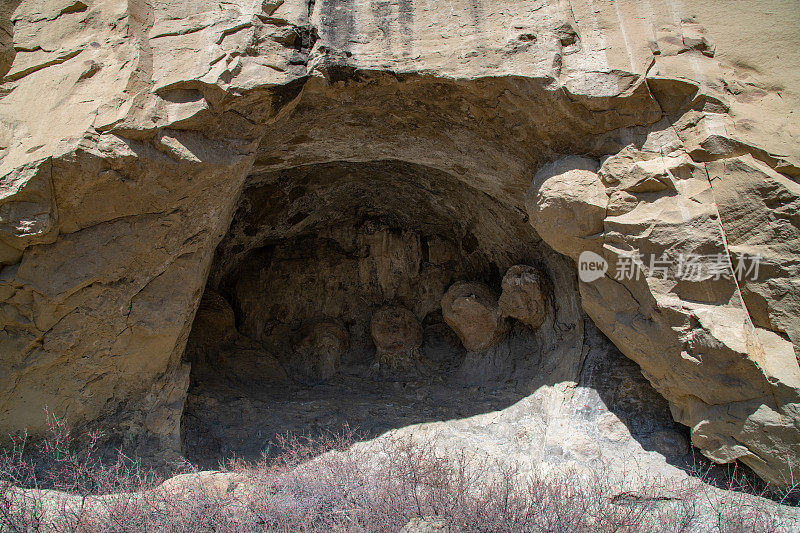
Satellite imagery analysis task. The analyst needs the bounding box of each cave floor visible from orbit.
[182,372,525,469]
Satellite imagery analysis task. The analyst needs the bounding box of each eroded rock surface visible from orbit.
[288,321,349,385]
[498,265,547,330]
[186,290,287,387]
[0,0,799,487]
[189,290,237,347]
[442,282,509,353]
[526,157,605,259]
[528,152,800,485]
[370,306,424,376]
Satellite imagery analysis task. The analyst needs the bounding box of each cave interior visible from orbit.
[180,157,685,468]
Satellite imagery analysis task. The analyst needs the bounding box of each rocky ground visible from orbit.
[183,374,525,468]
[183,317,693,479]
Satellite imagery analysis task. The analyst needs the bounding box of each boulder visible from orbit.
[498,265,547,330]
[525,156,606,259]
[441,282,509,352]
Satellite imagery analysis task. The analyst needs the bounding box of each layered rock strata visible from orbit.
[0,0,798,485]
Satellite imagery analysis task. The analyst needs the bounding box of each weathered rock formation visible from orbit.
[370,306,424,374]
[289,321,349,384]
[441,281,509,353]
[186,289,287,386]
[526,157,606,260]
[528,152,800,484]
[441,266,548,352]
[1,0,799,486]
[498,265,547,330]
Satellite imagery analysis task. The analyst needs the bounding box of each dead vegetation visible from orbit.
[0,419,797,532]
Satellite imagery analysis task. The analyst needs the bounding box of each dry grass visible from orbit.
[0,419,797,532]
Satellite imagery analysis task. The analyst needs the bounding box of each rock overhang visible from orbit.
[0,0,799,487]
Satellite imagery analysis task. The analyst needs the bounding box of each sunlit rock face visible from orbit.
[1,0,799,485]
[528,152,800,485]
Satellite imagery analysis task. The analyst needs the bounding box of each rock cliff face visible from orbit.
[0,0,799,485]
[528,152,800,485]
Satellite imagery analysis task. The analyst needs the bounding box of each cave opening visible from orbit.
[180,159,582,467]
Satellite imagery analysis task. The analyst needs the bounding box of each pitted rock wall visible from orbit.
[0,0,798,483]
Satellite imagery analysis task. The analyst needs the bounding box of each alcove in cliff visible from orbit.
[180,159,588,466]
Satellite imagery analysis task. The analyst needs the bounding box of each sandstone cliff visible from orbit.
[0,0,799,486]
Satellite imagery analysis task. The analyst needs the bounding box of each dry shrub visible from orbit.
[0,421,797,532]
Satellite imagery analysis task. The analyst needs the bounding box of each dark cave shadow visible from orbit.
[182,318,694,481]
[182,355,530,469]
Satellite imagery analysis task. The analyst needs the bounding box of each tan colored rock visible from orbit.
[0,0,799,488]
[530,148,800,485]
[442,282,509,352]
[498,265,547,330]
[158,470,244,498]
[596,413,630,443]
[706,155,800,362]
[565,433,601,462]
[526,156,606,259]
